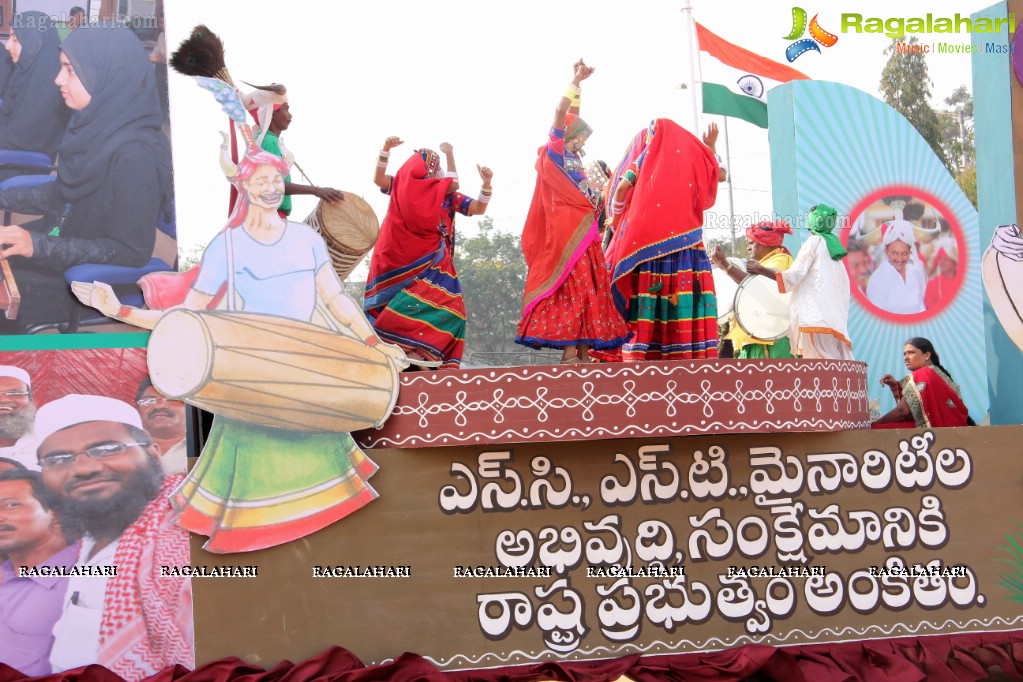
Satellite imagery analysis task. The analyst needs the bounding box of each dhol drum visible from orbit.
[711,257,745,323]
[732,275,793,341]
[148,309,400,433]
[304,193,379,281]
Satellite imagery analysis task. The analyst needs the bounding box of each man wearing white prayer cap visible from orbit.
[0,365,38,470]
[865,220,927,315]
[35,394,194,678]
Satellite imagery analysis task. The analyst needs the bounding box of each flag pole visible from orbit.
[682,0,700,132]
[723,116,737,253]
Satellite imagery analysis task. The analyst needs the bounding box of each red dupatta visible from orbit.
[602,127,648,235]
[907,365,969,427]
[364,153,453,310]
[520,147,597,316]
[872,365,970,429]
[605,119,719,307]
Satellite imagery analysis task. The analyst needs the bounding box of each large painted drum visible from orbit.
[733,275,792,341]
[711,257,745,322]
[148,309,400,433]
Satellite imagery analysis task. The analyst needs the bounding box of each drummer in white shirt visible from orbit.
[746,203,855,361]
[710,220,795,359]
[864,220,927,314]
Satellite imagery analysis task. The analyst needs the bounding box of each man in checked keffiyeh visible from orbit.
[35,394,193,680]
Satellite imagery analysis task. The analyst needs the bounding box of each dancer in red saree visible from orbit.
[604,119,724,361]
[872,337,972,428]
[365,139,492,369]
[516,60,628,364]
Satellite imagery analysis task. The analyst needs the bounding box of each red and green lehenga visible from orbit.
[605,119,721,361]
[516,125,629,352]
[364,152,467,369]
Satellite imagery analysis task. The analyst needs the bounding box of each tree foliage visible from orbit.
[880,40,976,206]
[454,217,533,362]
[880,37,948,169]
[939,84,974,175]
[938,85,977,208]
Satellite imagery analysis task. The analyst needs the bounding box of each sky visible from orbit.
[163,0,993,267]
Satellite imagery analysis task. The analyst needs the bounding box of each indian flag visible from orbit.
[695,22,809,129]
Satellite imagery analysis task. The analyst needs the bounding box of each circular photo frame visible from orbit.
[844,186,966,323]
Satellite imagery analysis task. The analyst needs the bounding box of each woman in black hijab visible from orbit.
[0,26,173,331]
[0,12,71,158]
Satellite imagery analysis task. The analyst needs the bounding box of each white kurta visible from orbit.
[777,234,853,359]
[160,440,187,475]
[865,260,926,314]
[48,538,119,673]
[0,432,39,470]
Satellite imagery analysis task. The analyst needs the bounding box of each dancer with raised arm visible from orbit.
[365,137,492,369]
[516,60,628,364]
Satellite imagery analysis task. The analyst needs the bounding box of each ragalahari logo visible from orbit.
[784,7,839,62]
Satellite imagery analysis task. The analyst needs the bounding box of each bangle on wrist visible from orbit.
[564,83,580,99]
[477,193,491,204]
[445,171,458,180]
[378,149,390,158]
[376,161,388,168]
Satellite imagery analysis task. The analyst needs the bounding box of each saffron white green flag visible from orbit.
[695,22,810,129]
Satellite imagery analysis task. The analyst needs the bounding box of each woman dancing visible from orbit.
[365,138,492,369]
[516,60,628,364]
[605,119,724,361]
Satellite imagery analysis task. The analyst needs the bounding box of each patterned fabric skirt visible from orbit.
[171,418,378,553]
[367,246,465,370]
[622,245,719,361]
[516,239,630,350]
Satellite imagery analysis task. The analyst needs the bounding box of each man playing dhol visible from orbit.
[0,366,38,470]
[0,469,76,677]
[746,204,854,360]
[710,220,795,359]
[36,394,192,679]
[135,378,187,475]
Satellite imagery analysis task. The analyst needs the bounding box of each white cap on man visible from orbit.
[0,365,31,387]
[34,394,144,446]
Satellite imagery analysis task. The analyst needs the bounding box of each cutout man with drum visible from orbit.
[71,78,407,553]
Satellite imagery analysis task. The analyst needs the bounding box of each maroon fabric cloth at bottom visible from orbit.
[3,632,1022,682]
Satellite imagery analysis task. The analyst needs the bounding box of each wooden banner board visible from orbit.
[192,425,1023,670]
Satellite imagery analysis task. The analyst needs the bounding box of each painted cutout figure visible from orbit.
[983,224,1023,353]
[72,78,406,553]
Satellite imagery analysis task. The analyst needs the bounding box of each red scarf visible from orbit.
[366,153,453,299]
[912,366,969,427]
[605,119,719,304]
[98,475,193,678]
[520,147,597,315]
